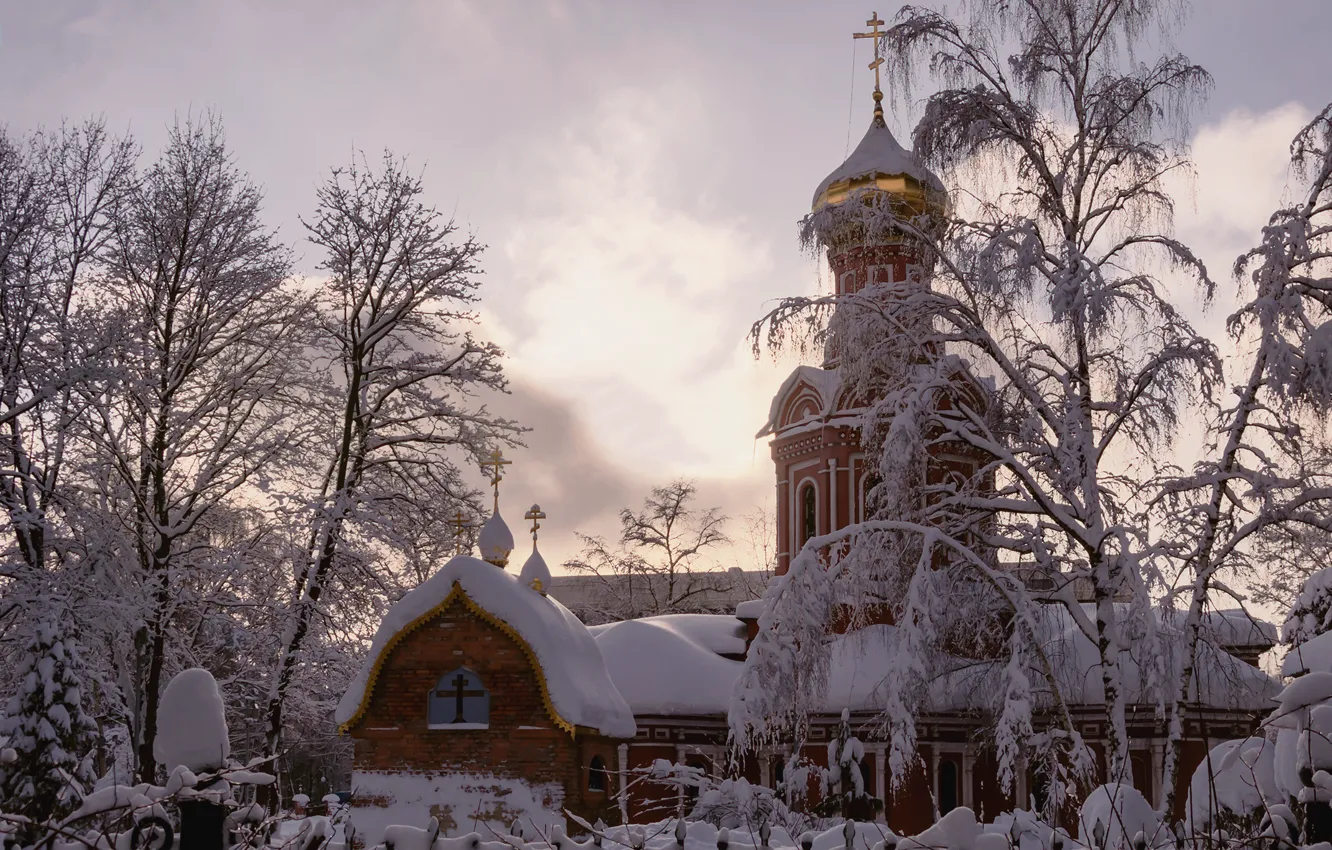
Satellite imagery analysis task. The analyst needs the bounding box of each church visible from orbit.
[336,27,1279,843]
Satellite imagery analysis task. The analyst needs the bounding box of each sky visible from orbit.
[3,1,1331,572]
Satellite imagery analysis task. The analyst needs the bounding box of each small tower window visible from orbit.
[588,755,608,792]
[799,482,817,546]
[428,667,490,728]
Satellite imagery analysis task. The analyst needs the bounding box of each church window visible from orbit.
[428,667,490,728]
[588,755,608,793]
[799,482,817,546]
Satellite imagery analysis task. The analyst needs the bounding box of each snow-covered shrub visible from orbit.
[690,778,778,831]
[1183,738,1281,834]
[1078,784,1164,850]
[1284,566,1332,646]
[816,711,878,821]
[0,614,97,835]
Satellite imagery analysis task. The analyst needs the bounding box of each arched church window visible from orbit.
[799,483,817,546]
[428,667,490,728]
[588,755,608,792]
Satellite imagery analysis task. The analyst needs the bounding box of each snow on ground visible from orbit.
[350,771,564,845]
[336,555,635,737]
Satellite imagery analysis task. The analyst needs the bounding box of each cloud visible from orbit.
[1172,103,1311,317]
[492,83,794,478]
[479,373,776,576]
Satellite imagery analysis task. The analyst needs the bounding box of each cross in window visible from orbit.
[449,672,486,723]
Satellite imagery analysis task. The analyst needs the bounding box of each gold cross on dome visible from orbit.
[481,448,511,511]
[450,510,473,555]
[853,12,887,94]
[524,504,546,542]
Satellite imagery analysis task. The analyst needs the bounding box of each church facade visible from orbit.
[339,68,1279,844]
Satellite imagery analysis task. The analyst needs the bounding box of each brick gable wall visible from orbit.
[347,594,623,832]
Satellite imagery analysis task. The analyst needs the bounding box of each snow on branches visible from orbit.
[0,611,97,834]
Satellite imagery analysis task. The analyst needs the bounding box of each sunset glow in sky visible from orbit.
[7,1,1332,569]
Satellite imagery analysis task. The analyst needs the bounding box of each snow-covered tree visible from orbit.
[264,152,522,761]
[0,608,97,836]
[0,119,133,580]
[736,0,1332,807]
[1284,566,1332,647]
[78,114,311,781]
[816,710,877,820]
[563,480,736,623]
[1156,103,1332,809]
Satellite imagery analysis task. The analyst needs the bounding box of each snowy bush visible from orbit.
[1182,737,1282,835]
[1285,567,1332,647]
[816,711,877,821]
[0,614,98,837]
[1078,784,1164,850]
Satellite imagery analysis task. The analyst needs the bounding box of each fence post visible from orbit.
[178,799,227,850]
[1302,766,1332,843]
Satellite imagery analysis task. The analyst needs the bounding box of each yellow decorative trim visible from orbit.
[338,581,576,738]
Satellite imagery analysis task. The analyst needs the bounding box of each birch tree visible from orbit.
[85,115,310,780]
[264,153,521,761]
[736,0,1225,799]
[1155,103,1332,811]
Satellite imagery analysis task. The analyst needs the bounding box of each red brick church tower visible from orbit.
[760,70,953,576]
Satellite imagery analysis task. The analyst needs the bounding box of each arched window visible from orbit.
[938,758,960,814]
[799,483,817,546]
[428,667,490,728]
[588,755,608,793]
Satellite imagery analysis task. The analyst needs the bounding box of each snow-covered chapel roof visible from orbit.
[811,118,946,211]
[336,555,636,738]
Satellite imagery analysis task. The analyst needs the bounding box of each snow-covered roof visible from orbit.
[1173,609,1278,649]
[336,555,636,738]
[935,605,1278,712]
[593,616,745,716]
[811,119,946,210]
[758,365,848,438]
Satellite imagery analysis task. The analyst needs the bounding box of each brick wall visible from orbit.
[347,593,623,828]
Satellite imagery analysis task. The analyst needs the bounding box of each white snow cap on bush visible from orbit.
[1184,738,1280,831]
[1079,784,1163,850]
[153,667,229,771]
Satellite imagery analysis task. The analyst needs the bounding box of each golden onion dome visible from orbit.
[811,94,947,215]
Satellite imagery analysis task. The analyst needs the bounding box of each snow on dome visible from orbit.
[811,118,946,211]
[336,554,635,738]
[478,511,514,568]
[154,667,230,772]
[519,544,552,595]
